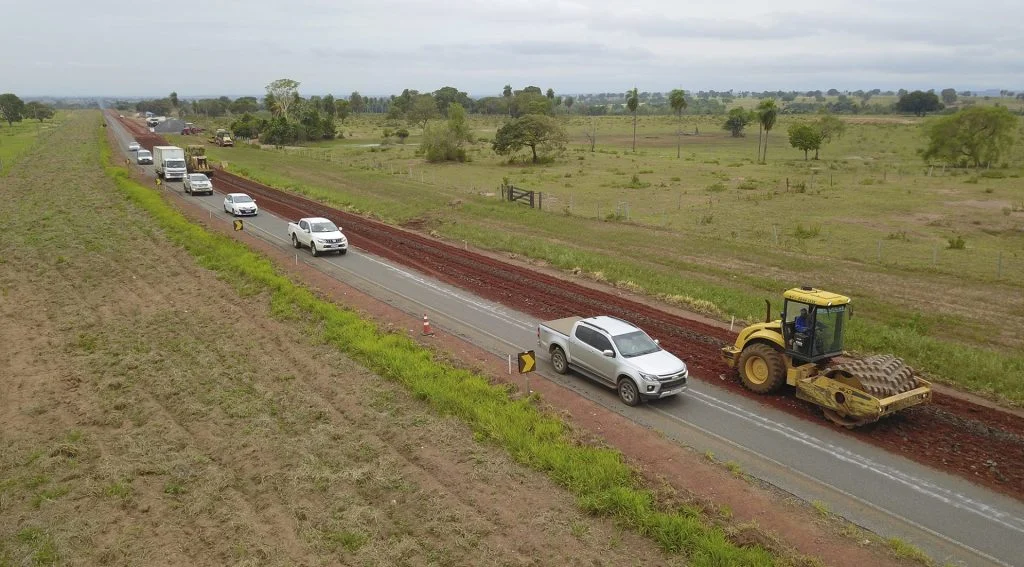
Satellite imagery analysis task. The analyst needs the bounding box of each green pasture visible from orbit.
[0,114,65,175]
[168,111,1024,404]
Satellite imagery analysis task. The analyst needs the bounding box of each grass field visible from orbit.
[0,114,64,175]
[167,110,1024,404]
[0,110,821,565]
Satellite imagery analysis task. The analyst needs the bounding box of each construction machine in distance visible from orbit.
[181,122,204,135]
[721,287,932,427]
[211,128,234,147]
[184,145,214,178]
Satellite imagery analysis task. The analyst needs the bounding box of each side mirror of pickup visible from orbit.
[602,349,614,358]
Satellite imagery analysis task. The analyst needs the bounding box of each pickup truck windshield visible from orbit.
[166,160,186,168]
[612,331,661,357]
[138,151,151,158]
[311,222,338,233]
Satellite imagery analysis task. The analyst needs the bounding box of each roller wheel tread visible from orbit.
[831,355,918,398]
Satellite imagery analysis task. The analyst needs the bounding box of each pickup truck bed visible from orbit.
[540,316,581,338]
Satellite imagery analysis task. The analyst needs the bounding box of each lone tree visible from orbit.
[722,107,752,137]
[941,88,958,105]
[492,114,568,163]
[564,96,574,114]
[668,89,688,158]
[407,94,440,129]
[895,90,943,116]
[757,98,779,162]
[788,123,823,160]
[349,91,365,113]
[921,106,1018,167]
[626,87,639,152]
[266,79,300,120]
[334,99,351,123]
[0,93,25,126]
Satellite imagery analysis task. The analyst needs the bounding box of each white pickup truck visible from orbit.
[287,217,348,256]
[537,315,688,406]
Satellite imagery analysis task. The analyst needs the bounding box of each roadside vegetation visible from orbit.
[156,97,1024,405]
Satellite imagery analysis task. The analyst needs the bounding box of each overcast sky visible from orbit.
[4,0,1022,98]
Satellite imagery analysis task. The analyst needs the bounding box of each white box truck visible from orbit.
[153,146,187,181]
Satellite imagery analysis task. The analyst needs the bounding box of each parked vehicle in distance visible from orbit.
[183,173,213,195]
[288,217,348,256]
[181,122,204,135]
[153,146,187,181]
[146,117,160,127]
[224,193,258,216]
[136,149,153,165]
[127,141,141,152]
[537,315,688,406]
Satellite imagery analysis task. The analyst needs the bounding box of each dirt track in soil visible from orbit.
[121,117,1024,502]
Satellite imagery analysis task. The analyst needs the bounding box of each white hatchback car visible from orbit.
[183,173,213,195]
[127,141,141,152]
[223,193,258,216]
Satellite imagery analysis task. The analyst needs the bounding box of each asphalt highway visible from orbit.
[107,115,1024,567]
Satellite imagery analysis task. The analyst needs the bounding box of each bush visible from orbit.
[422,122,467,162]
[626,174,651,189]
[947,235,966,250]
[793,224,821,239]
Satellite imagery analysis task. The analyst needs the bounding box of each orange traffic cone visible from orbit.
[421,313,435,336]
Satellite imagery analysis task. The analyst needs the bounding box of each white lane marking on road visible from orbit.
[675,389,1024,535]
[345,251,536,331]
[648,403,1016,567]
[210,206,536,350]
[228,205,536,333]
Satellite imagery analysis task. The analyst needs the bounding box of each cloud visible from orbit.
[3,0,1022,95]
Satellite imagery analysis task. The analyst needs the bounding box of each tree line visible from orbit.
[121,80,1019,168]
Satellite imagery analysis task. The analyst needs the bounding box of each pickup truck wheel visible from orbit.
[291,234,301,249]
[550,347,568,374]
[338,249,347,256]
[310,242,320,257]
[618,378,641,407]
